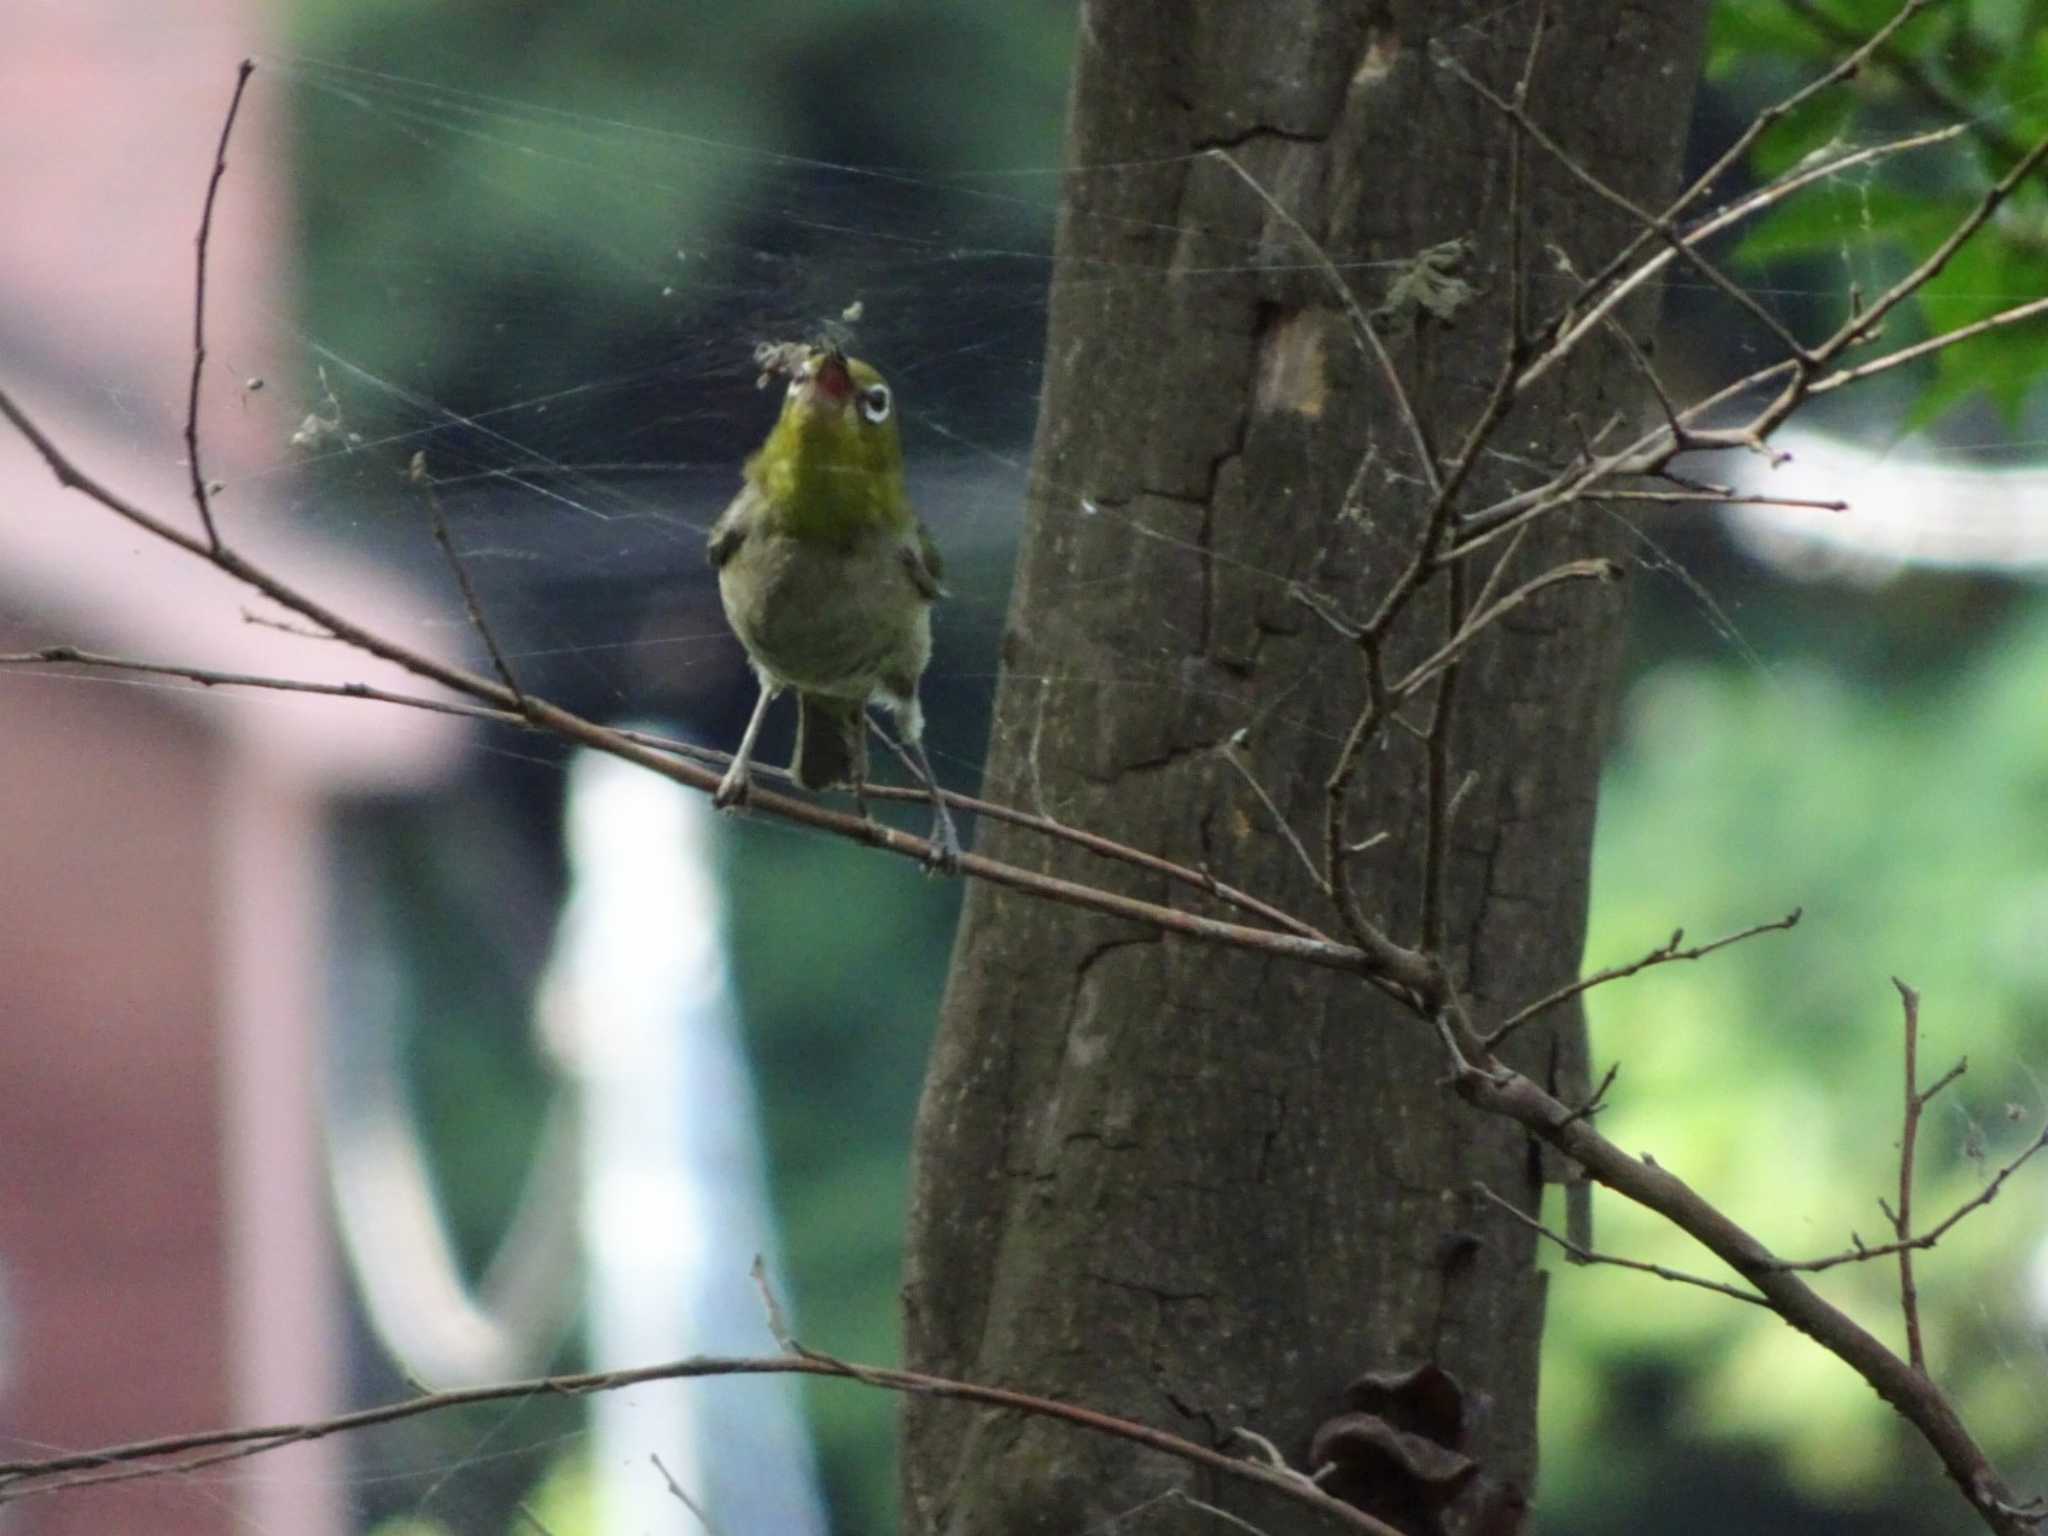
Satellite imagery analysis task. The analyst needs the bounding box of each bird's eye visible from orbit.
[859,383,892,424]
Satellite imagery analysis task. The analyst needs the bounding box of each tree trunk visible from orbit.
[904,6,1708,1533]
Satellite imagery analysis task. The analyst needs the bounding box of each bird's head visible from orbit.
[749,344,907,530]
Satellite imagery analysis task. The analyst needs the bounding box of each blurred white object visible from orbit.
[545,743,828,1536]
[327,740,829,1532]
[1723,424,2048,583]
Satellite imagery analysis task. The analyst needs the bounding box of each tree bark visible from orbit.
[904,6,1709,1534]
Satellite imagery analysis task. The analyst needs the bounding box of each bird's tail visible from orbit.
[792,694,866,791]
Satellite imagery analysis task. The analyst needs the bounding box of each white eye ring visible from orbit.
[859,383,892,424]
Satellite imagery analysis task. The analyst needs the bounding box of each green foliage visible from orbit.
[286,0,1072,420]
[1709,0,2048,428]
[518,1451,598,1536]
[1544,595,2048,1518]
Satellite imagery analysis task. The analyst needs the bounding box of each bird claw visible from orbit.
[922,808,964,876]
[713,765,751,811]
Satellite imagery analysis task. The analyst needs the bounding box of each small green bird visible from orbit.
[708,344,961,870]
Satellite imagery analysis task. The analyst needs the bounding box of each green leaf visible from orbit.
[1734,184,1969,267]
[1749,91,1860,180]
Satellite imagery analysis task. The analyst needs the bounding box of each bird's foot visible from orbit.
[713,763,751,811]
[922,802,964,876]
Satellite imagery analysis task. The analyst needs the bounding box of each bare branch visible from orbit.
[0,640,1332,950]
[1321,637,1422,991]
[1893,978,1930,1372]
[0,1353,1405,1536]
[1782,0,2030,169]
[652,1454,723,1536]
[1223,740,1330,896]
[1601,489,1849,513]
[1449,1061,2035,1532]
[1210,148,1443,498]
[1486,910,1803,1049]
[1473,1182,1769,1306]
[1393,559,1622,700]
[184,57,255,550]
[0,646,509,724]
[1517,122,1967,401]
[1811,295,2048,397]
[412,451,526,705]
[1419,559,1467,954]
[1811,126,2048,369]
[1523,0,1944,373]
[1776,1120,2048,1279]
[1437,48,1819,370]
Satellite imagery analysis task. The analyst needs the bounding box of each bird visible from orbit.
[707,343,961,871]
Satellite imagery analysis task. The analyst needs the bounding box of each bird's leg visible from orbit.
[850,719,874,823]
[901,733,961,873]
[715,677,779,809]
[872,700,962,873]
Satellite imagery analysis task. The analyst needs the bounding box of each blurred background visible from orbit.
[2,1,2046,1533]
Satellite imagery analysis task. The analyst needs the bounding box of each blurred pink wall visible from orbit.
[1,7,467,1535]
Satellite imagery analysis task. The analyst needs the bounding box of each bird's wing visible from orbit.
[707,483,759,568]
[903,516,947,600]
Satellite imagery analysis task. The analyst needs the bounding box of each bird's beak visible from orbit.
[809,347,853,406]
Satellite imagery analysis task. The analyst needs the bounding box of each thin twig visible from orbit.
[1776,1120,2048,1278]
[0,646,510,724]
[1222,742,1329,894]
[1392,559,1622,701]
[1556,1061,1622,1137]
[1169,1489,1288,1536]
[749,1254,796,1353]
[1520,0,1942,372]
[0,641,1331,948]
[1503,0,1547,351]
[1894,978,1930,1372]
[184,57,256,549]
[1486,910,1803,1048]
[0,1352,1405,1536]
[411,452,526,704]
[1473,1183,1769,1305]
[1438,48,1818,370]
[1209,148,1442,498]
[1448,1059,2034,1530]
[1419,558,1467,954]
[1603,489,1849,512]
[1604,312,1688,451]
[1782,0,2029,169]
[1810,295,2048,396]
[240,607,337,640]
[1320,637,1421,988]
[861,717,1330,941]
[1516,120,1967,401]
[651,1454,723,1536]
[1811,125,2048,371]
